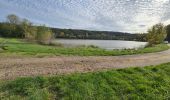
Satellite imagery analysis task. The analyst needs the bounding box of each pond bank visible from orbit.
[0,38,169,56]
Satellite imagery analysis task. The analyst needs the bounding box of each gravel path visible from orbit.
[1,48,170,80]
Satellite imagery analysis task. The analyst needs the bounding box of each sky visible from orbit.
[0,0,170,33]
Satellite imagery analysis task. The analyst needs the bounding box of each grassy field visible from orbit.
[0,38,169,57]
[0,63,170,99]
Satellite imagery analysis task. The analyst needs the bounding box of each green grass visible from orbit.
[0,38,169,57]
[1,63,170,99]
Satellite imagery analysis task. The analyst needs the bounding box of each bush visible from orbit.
[146,23,167,46]
[166,24,170,42]
[36,26,53,44]
[0,14,54,45]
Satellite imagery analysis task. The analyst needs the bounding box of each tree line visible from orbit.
[0,14,53,44]
[0,14,170,45]
[51,28,146,41]
[0,14,146,42]
[166,24,170,42]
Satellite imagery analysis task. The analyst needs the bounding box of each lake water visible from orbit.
[55,39,147,50]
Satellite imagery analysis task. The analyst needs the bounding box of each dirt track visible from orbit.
[1,49,170,80]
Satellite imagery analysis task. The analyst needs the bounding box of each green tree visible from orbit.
[146,23,167,46]
[21,19,37,40]
[166,24,170,42]
[3,14,24,38]
[0,23,15,37]
[0,14,55,43]
[36,26,53,44]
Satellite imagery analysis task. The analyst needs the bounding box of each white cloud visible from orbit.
[154,0,169,3]
[0,0,170,33]
[164,19,170,25]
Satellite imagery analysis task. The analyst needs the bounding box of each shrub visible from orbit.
[166,24,170,42]
[146,23,167,46]
[36,26,53,44]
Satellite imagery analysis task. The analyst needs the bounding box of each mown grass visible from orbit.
[0,38,169,57]
[1,63,170,99]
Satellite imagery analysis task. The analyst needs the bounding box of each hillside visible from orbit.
[52,28,146,41]
[0,22,146,41]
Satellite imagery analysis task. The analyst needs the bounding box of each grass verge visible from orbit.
[0,38,169,57]
[1,63,170,99]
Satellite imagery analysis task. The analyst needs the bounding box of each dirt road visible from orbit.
[1,49,170,80]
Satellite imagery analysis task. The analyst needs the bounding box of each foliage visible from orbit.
[52,28,146,41]
[166,24,170,42]
[0,14,53,44]
[1,63,170,99]
[0,21,146,41]
[0,38,169,57]
[0,14,147,42]
[36,26,53,44]
[21,19,36,40]
[146,23,167,46]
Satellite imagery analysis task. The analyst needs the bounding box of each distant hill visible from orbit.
[51,28,146,41]
[0,22,146,41]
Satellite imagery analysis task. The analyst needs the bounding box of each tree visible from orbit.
[36,26,53,44]
[3,14,24,38]
[0,23,14,37]
[21,19,37,40]
[166,24,170,42]
[0,14,55,43]
[7,14,20,24]
[146,23,167,46]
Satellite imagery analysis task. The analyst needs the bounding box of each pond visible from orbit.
[54,39,147,50]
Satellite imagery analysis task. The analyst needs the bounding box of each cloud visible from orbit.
[0,0,170,33]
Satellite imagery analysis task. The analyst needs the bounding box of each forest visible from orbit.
[0,14,170,44]
[52,28,146,41]
[0,22,146,42]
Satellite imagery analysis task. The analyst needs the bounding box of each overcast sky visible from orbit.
[0,0,170,33]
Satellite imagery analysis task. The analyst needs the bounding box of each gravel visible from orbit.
[1,49,170,80]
